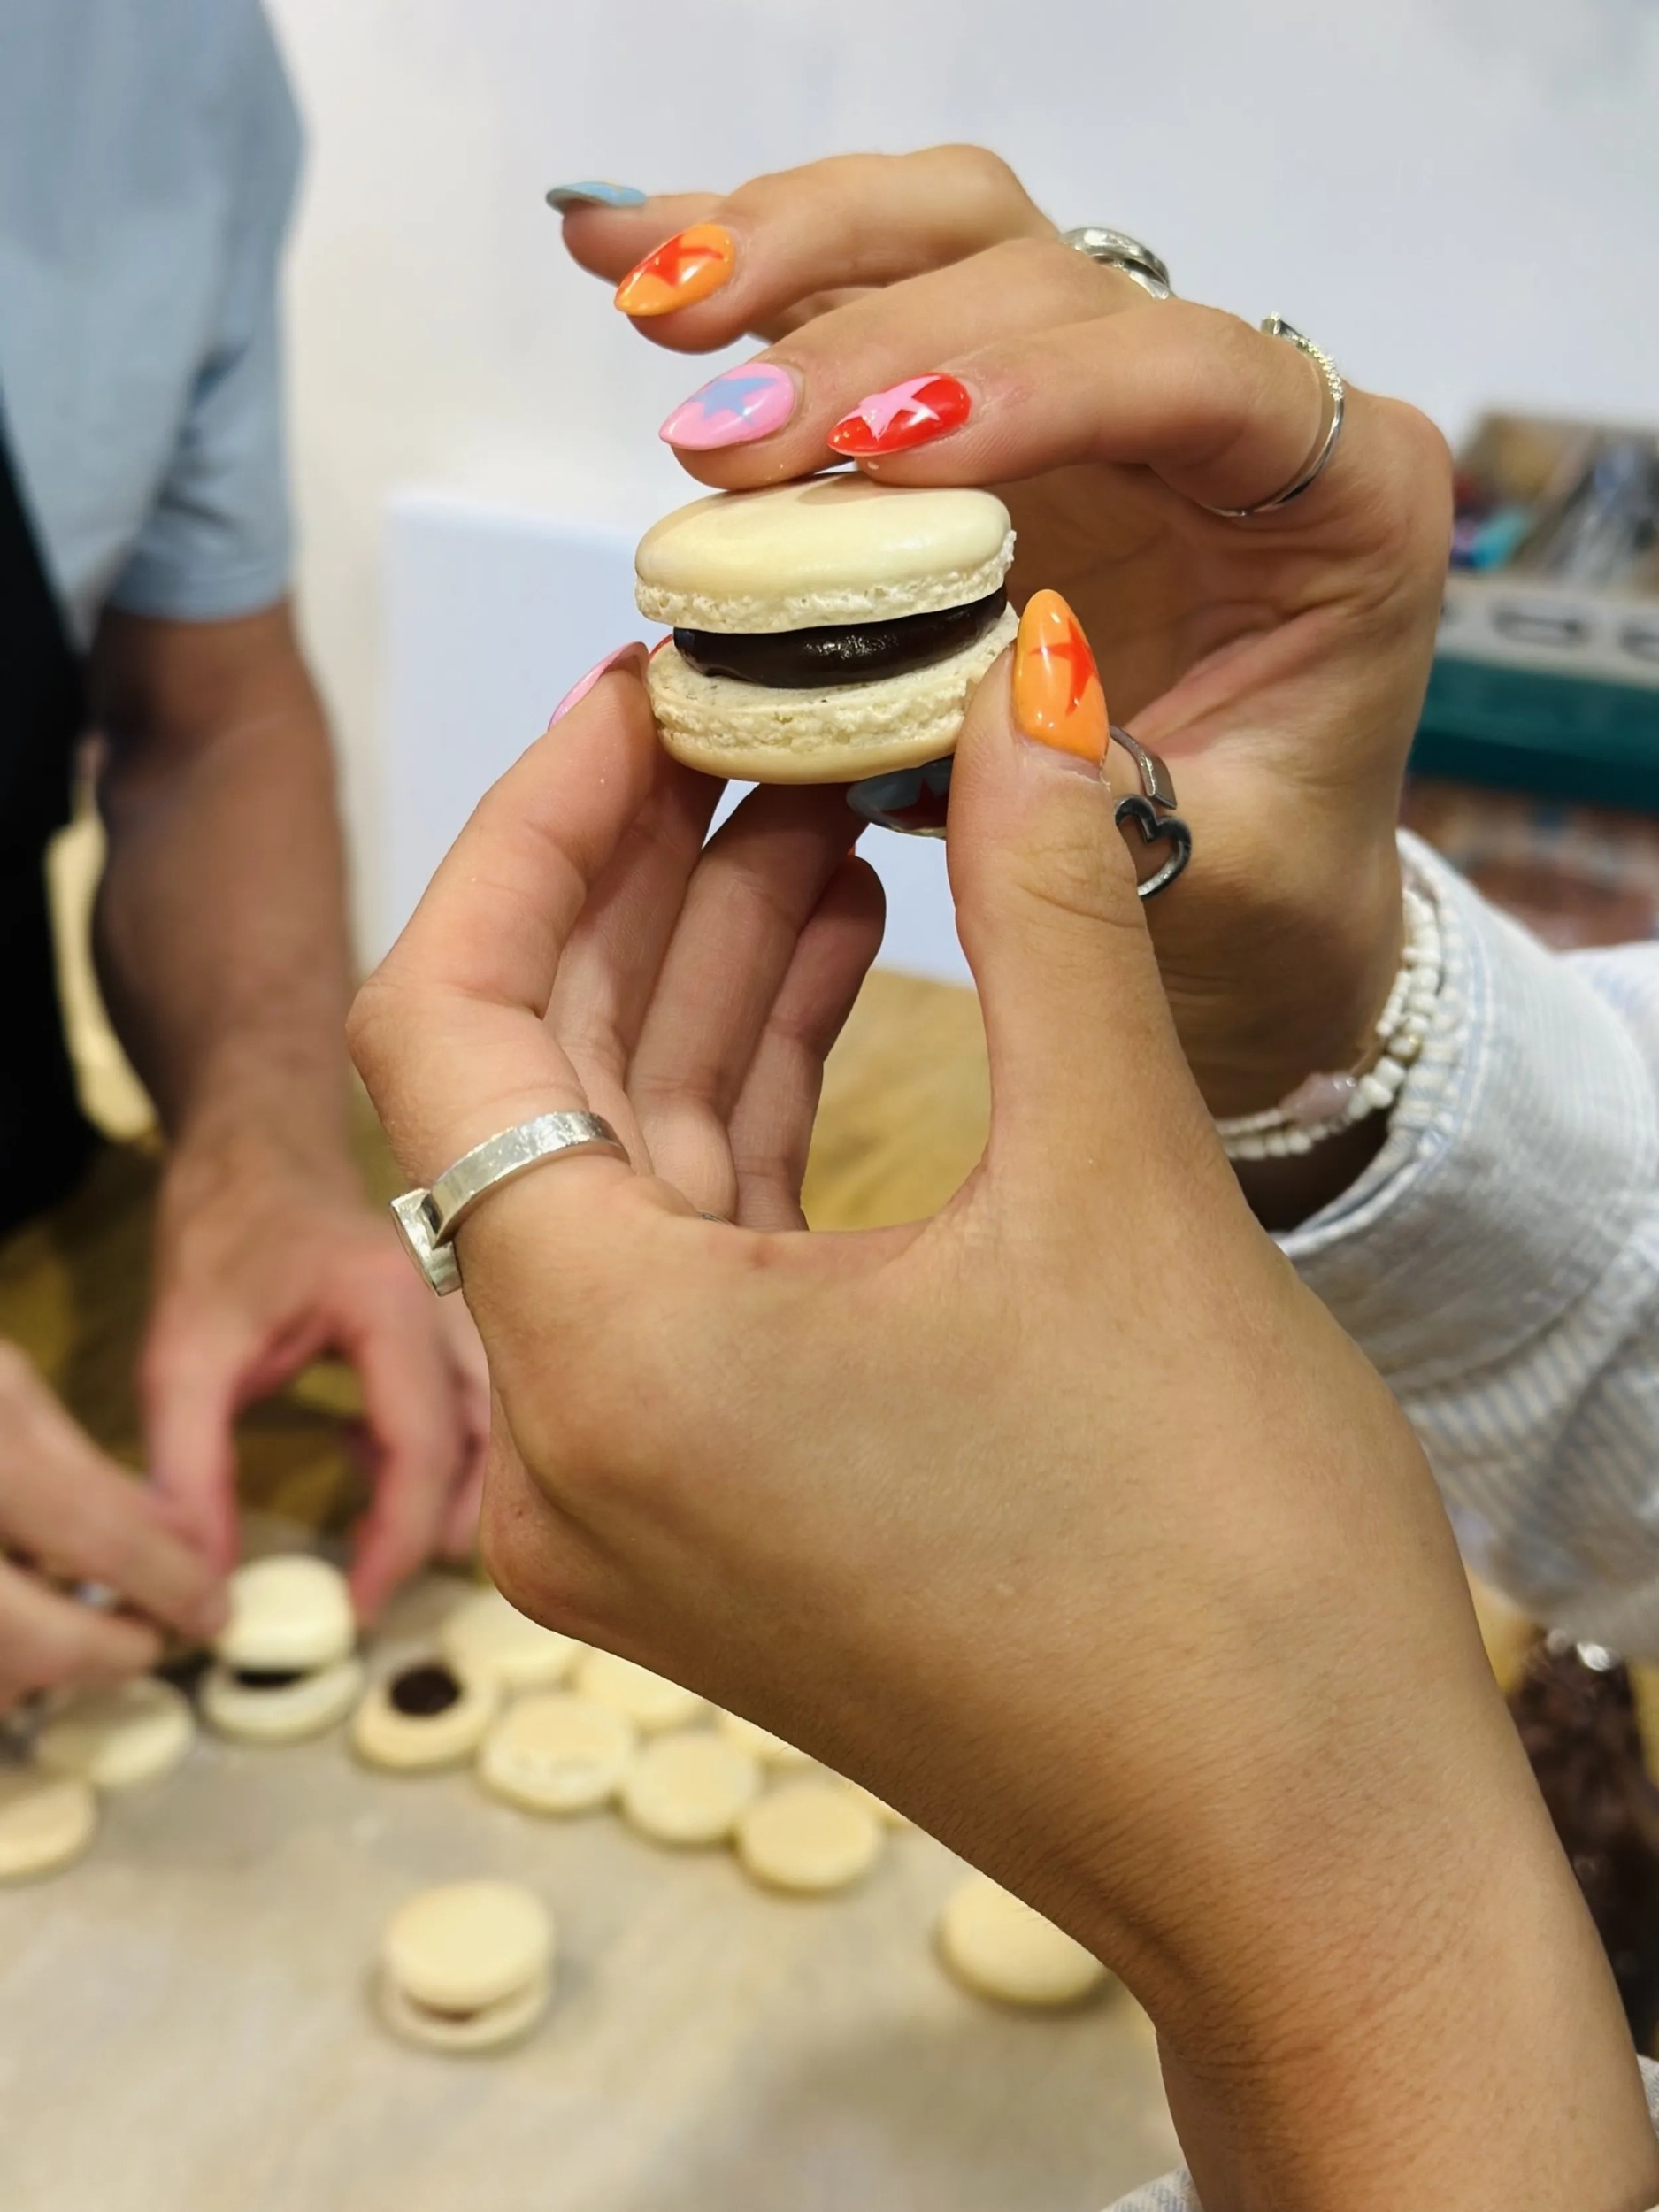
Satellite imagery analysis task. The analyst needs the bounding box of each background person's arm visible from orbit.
[87,603,480,1613]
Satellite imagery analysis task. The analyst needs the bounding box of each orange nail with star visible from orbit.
[613,222,737,316]
[1011,589,1109,764]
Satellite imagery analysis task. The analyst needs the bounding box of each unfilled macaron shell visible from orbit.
[478,1690,635,1813]
[438,1586,584,1691]
[34,1678,195,1789]
[646,606,1017,786]
[735,1778,884,1895]
[216,1554,355,1671]
[634,476,1015,633]
[201,1655,365,1744]
[0,1769,97,1880]
[351,1661,499,1772]
[715,1710,813,1769]
[620,1731,762,1847]
[937,1874,1109,2008]
[575,1650,703,1734]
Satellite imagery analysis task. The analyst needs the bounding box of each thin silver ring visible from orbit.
[1060,227,1172,300]
[390,1110,629,1295]
[1204,317,1346,519]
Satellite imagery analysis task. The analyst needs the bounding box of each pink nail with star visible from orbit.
[547,641,645,726]
[659,362,798,449]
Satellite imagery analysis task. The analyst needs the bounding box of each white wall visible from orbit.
[264,0,1659,945]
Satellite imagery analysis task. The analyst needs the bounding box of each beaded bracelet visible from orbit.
[1215,879,1443,1162]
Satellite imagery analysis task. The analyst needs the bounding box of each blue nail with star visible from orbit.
[546,180,649,211]
[846,756,955,837]
[660,361,799,449]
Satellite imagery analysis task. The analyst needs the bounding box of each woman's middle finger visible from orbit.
[623,784,864,1217]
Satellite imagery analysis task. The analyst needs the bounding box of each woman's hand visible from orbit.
[351,649,1655,2212]
[557,150,1453,1148]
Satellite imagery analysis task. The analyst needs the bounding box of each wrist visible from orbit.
[1166,835,1405,1122]
[160,1102,358,1229]
[1109,1673,1658,2211]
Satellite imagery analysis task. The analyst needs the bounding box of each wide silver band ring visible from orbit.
[1203,317,1346,519]
[390,1110,629,1295]
[1060,227,1173,300]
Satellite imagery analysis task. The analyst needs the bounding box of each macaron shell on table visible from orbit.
[0,1767,97,1879]
[636,475,1017,784]
[351,1660,500,1772]
[34,1678,196,1790]
[439,1583,586,1692]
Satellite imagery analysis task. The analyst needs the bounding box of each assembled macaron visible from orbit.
[635,474,1016,783]
[202,1555,363,1744]
[377,1879,555,2053]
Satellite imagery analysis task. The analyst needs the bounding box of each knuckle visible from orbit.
[344,977,394,1086]
[931,142,1026,211]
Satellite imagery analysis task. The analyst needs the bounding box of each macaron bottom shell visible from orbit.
[201,1656,365,1744]
[377,1966,551,2054]
[646,602,1017,786]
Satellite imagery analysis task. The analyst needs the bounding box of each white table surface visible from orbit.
[0,1571,1179,2212]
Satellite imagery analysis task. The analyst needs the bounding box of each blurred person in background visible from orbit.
[0,0,487,1709]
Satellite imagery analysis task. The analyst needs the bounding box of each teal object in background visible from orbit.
[1412,658,1659,810]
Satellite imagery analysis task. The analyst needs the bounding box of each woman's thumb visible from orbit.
[945,590,1203,1181]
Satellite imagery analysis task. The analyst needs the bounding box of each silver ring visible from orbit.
[1060,227,1172,300]
[390,1110,629,1295]
[1109,726,1192,899]
[1203,317,1346,520]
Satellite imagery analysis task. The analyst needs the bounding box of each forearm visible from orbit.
[1079,1599,1658,2211]
[91,605,355,1187]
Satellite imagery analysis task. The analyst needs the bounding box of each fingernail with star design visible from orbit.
[828,374,972,457]
[614,223,737,316]
[659,361,798,449]
[1012,590,1109,767]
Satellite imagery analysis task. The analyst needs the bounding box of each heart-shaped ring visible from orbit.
[1114,795,1193,900]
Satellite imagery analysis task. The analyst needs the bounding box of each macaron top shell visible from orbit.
[634,476,1014,634]
[382,1880,554,2010]
[216,1555,355,1671]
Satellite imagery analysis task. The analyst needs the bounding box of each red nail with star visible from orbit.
[827,374,972,457]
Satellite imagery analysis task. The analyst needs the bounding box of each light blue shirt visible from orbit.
[0,0,300,644]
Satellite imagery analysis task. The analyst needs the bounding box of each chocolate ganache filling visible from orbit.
[390,1662,464,1717]
[675,587,1006,690]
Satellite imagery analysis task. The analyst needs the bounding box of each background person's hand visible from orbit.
[557,149,1453,1144]
[143,1144,486,1618]
[352,651,1655,2212]
[0,1340,225,1710]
